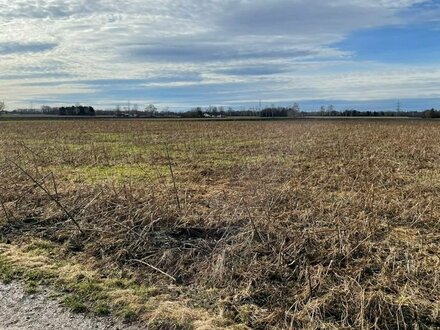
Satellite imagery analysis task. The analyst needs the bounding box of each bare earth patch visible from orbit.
[0,282,142,330]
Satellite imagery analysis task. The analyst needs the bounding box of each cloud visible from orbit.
[0,42,57,55]
[0,72,71,80]
[128,41,319,63]
[219,1,391,36]
[0,0,438,109]
[0,0,115,19]
[216,64,288,76]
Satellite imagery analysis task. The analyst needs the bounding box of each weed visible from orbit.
[119,307,138,323]
[148,316,194,330]
[0,256,15,284]
[24,280,39,294]
[64,295,88,313]
[94,302,111,316]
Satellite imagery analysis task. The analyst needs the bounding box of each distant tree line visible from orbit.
[423,108,440,118]
[5,102,440,119]
[182,106,438,119]
[59,105,95,116]
[10,105,95,116]
[175,104,437,119]
[305,105,437,118]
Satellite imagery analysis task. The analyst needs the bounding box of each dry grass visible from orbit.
[0,119,439,329]
[0,241,237,329]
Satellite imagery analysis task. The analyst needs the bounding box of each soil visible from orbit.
[0,282,142,330]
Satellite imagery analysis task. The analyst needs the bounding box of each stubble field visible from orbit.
[0,119,439,329]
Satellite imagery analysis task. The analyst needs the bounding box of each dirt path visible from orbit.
[0,282,142,330]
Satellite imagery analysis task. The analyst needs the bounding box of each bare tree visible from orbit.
[0,101,5,114]
[145,104,157,117]
[326,105,335,116]
[288,102,301,117]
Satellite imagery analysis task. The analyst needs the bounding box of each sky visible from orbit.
[1,0,440,111]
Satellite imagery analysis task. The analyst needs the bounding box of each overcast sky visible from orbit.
[1,0,440,111]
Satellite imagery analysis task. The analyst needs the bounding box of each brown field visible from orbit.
[0,119,439,329]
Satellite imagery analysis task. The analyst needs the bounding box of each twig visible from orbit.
[0,198,11,221]
[341,233,374,262]
[306,263,313,300]
[7,158,84,235]
[50,172,59,196]
[15,172,53,205]
[78,191,102,215]
[164,143,181,212]
[244,204,266,244]
[131,258,177,282]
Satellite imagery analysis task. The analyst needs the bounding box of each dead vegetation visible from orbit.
[0,119,439,329]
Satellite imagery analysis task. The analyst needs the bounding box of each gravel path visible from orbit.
[0,282,142,330]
